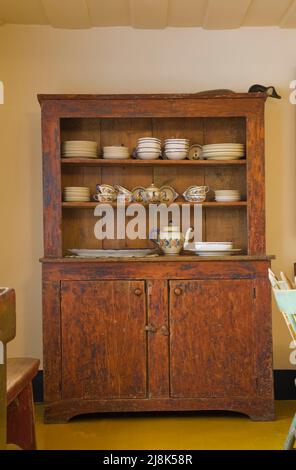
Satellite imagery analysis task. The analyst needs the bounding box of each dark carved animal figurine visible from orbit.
[248,84,281,99]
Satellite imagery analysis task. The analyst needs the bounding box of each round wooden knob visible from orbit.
[134,288,142,296]
[174,288,182,296]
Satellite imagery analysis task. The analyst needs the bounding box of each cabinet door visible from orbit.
[170,280,256,398]
[61,280,147,400]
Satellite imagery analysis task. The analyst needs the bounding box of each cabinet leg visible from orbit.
[248,401,275,421]
[44,406,74,424]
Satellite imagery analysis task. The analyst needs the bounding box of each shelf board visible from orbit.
[61,158,246,167]
[62,201,248,209]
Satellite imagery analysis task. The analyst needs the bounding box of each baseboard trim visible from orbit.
[32,370,296,403]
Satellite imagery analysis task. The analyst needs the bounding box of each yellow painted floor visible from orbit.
[35,401,295,450]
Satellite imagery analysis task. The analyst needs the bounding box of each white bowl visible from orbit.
[165,144,189,150]
[137,152,160,160]
[137,142,161,149]
[165,151,187,160]
[138,138,161,144]
[165,139,189,143]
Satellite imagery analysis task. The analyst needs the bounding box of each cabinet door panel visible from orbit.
[61,280,147,400]
[170,280,255,398]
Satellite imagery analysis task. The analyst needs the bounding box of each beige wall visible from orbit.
[0,24,295,369]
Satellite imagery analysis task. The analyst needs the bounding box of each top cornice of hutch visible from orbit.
[38,92,267,104]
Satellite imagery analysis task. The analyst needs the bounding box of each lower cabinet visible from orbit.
[61,280,147,399]
[43,267,273,422]
[61,279,259,400]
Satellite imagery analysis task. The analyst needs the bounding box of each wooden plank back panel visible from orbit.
[205,207,247,251]
[62,209,103,252]
[204,117,246,144]
[60,118,101,145]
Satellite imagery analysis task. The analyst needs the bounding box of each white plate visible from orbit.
[64,191,90,195]
[103,150,129,154]
[62,152,98,157]
[64,192,90,196]
[68,248,159,258]
[215,189,240,193]
[203,150,244,155]
[64,186,89,190]
[194,249,242,256]
[62,144,97,149]
[203,147,244,151]
[203,143,244,148]
[64,198,90,202]
[62,148,98,152]
[188,242,233,251]
[204,156,245,161]
[215,198,241,202]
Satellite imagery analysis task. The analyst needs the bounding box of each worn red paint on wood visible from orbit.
[39,93,274,423]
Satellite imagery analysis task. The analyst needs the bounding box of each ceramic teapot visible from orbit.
[151,224,194,255]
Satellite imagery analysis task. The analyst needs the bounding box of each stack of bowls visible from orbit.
[103,146,130,159]
[63,187,90,202]
[136,138,161,160]
[214,190,241,202]
[164,139,189,160]
[62,141,98,158]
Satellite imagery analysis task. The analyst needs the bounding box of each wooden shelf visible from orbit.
[62,201,248,209]
[61,158,246,167]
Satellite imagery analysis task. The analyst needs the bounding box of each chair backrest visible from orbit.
[0,288,16,450]
[272,288,296,344]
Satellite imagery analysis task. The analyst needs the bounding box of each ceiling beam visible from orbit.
[130,0,169,29]
[280,0,296,28]
[168,0,207,27]
[243,0,293,26]
[0,0,48,25]
[42,0,91,29]
[203,0,252,29]
[87,0,130,26]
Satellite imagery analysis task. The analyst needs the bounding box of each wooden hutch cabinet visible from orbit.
[39,93,274,423]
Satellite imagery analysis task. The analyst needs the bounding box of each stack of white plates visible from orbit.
[103,146,130,159]
[62,141,98,158]
[63,187,90,202]
[164,139,189,160]
[136,138,161,160]
[186,241,241,257]
[202,143,245,161]
[214,190,241,202]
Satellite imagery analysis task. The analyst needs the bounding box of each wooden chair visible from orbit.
[271,288,296,450]
[0,288,39,450]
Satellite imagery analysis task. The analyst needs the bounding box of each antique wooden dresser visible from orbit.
[39,93,274,423]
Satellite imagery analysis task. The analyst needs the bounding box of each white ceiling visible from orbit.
[1,0,296,30]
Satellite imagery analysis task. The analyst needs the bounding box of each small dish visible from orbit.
[160,186,179,203]
[132,186,145,203]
